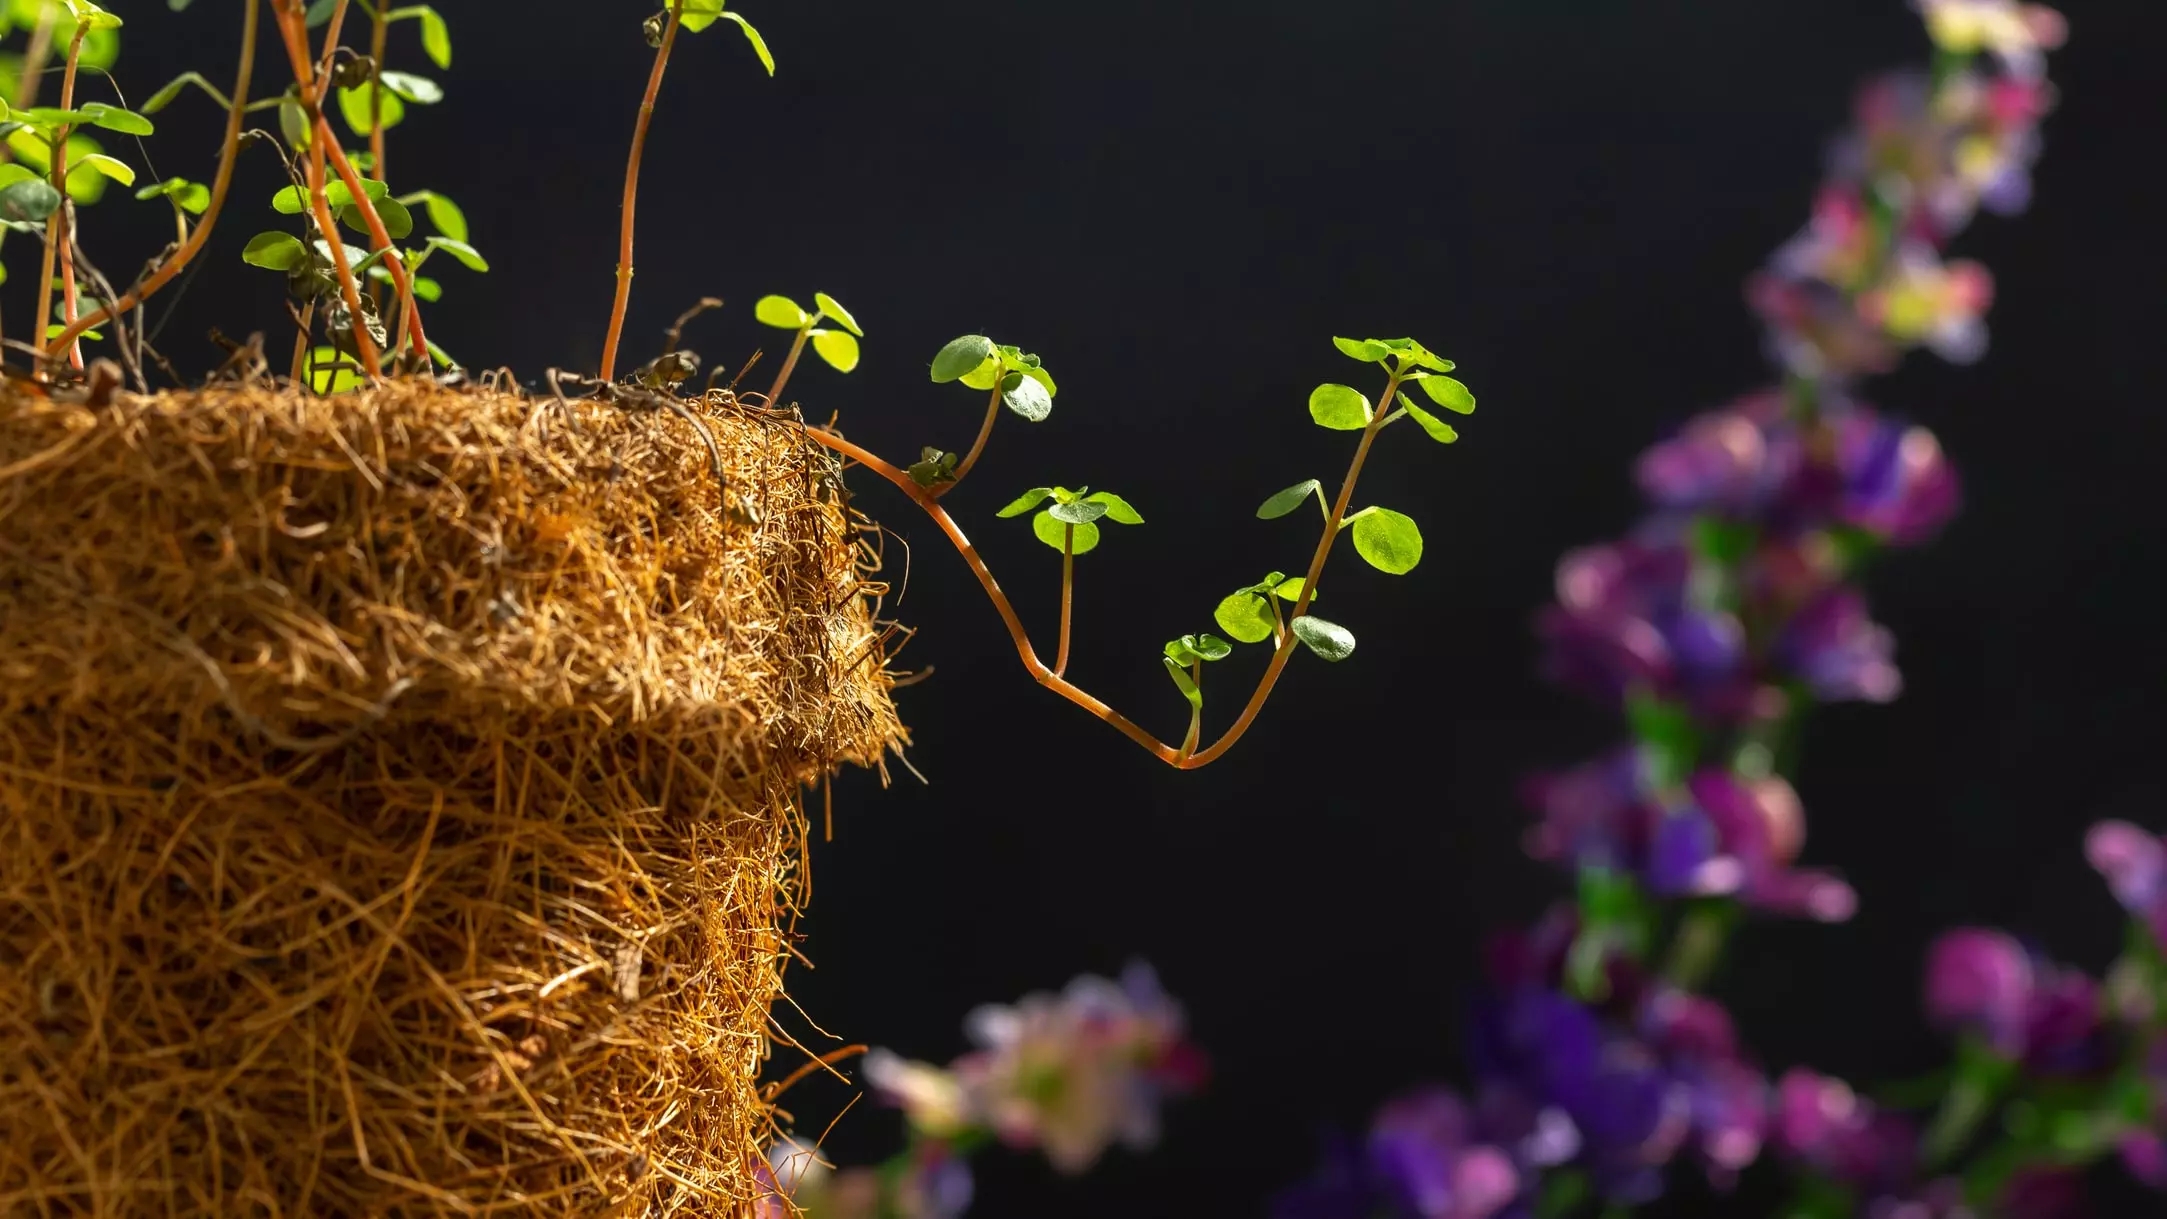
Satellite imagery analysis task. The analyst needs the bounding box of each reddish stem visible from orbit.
[599,2,685,382]
[1054,523,1075,678]
[941,385,1005,493]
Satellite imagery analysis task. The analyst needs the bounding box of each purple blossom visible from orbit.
[1774,586,1904,703]
[1831,409,1962,546]
[1773,1068,1920,1196]
[1368,1091,1523,1219]
[1923,929,2109,1073]
[2085,820,2167,946]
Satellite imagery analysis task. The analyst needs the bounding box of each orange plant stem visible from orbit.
[598,2,685,382]
[941,385,1005,493]
[50,0,259,356]
[272,0,381,380]
[318,123,428,360]
[1054,524,1075,678]
[39,23,90,370]
[799,372,1402,770]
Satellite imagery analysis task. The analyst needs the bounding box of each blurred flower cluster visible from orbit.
[760,962,1204,1218]
[1272,6,2151,1218]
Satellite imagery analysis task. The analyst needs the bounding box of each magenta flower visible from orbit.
[1775,586,1904,703]
[1924,927,2035,1054]
[1368,1090,1523,1219]
[1773,1068,1920,1195]
[2085,819,2167,946]
[1831,410,1962,546]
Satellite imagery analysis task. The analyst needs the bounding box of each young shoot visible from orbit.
[756,291,861,402]
[924,334,1058,492]
[997,485,1143,679]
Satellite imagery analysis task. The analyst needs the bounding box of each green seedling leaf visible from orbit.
[1163,657,1202,710]
[810,328,860,373]
[907,448,960,488]
[306,345,366,393]
[0,178,63,223]
[1308,383,1372,430]
[679,0,725,32]
[79,151,132,185]
[77,103,150,135]
[755,294,809,329]
[424,235,488,271]
[64,0,122,30]
[279,96,311,149]
[379,71,443,105]
[1403,343,1455,373]
[135,176,210,213]
[340,194,413,239]
[1398,393,1460,444]
[997,487,1055,518]
[811,291,862,337]
[1048,500,1107,526]
[931,334,994,383]
[401,5,453,69]
[1290,615,1356,661]
[370,265,442,301]
[1032,511,1100,554]
[1272,576,1312,601]
[1193,633,1233,661]
[1214,591,1276,645]
[1084,492,1142,524]
[1352,508,1423,574]
[45,323,105,340]
[1258,478,1322,520]
[304,0,339,26]
[1419,374,1477,415]
[1332,336,1391,362]
[1164,638,1202,666]
[338,83,405,135]
[1001,371,1053,422]
[717,12,777,75]
[395,190,467,241]
[273,178,388,214]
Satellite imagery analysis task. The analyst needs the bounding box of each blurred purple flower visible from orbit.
[1774,586,1904,703]
[1923,929,2108,1072]
[1538,540,1749,714]
[1832,411,1962,545]
[1368,1090,1523,1219]
[2085,820,2167,946]
[1773,1068,1919,1195]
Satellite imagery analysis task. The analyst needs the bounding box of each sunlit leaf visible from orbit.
[1032,511,1100,554]
[1001,371,1052,421]
[930,334,993,383]
[1163,657,1202,709]
[338,83,404,135]
[1332,336,1391,362]
[996,487,1054,518]
[716,11,776,75]
[1213,592,1275,645]
[1290,615,1356,661]
[424,234,488,271]
[753,294,809,329]
[404,5,452,69]
[1399,394,1460,444]
[1084,491,1142,524]
[1351,508,1423,574]
[1194,633,1233,661]
[1308,382,1372,430]
[810,328,860,373]
[1272,576,1312,601]
[78,151,132,185]
[1419,374,1477,415]
[77,103,151,135]
[1048,500,1107,526]
[812,291,861,336]
[379,72,443,104]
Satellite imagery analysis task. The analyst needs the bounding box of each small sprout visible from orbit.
[634,349,702,389]
[1332,336,1394,363]
[813,291,862,336]
[1418,373,1477,415]
[1308,383,1372,430]
[1257,478,1324,520]
[1006,485,1139,555]
[1349,508,1424,575]
[1047,500,1107,526]
[907,448,959,489]
[1163,634,1234,666]
[1162,658,1202,709]
[677,0,777,74]
[1290,615,1356,662]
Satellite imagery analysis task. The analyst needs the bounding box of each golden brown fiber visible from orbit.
[0,379,904,1216]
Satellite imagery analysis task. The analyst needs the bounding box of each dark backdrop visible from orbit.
[28,1,2167,1214]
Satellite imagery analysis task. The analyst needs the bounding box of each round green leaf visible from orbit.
[424,235,488,271]
[1194,633,1234,661]
[1272,576,1313,601]
[931,334,994,383]
[413,6,452,69]
[755,294,809,329]
[1213,592,1275,645]
[812,291,862,336]
[996,487,1054,518]
[1164,638,1202,666]
[1419,374,1477,415]
[341,194,413,239]
[1084,491,1143,524]
[1257,478,1322,520]
[1399,396,1461,444]
[1002,372,1053,422]
[409,273,443,302]
[809,328,860,373]
[1308,383,1372,430]
[1290,615,1356,662]
[1033,511,1100,555]
[1404,343,1456,373]
[1163,657,1203,710]
[1351,508,1423,575]
[0,177,63,222]
[410,191,468,241]
[1047,500,1107,526]
[1332,336,1390,362]
[379,71,443,104]
[79,151,132,185]
[338,83,404,135]
[78,103,151,135]
[241,230,307,270]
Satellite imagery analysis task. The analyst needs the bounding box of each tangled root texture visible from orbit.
[0,380,904,1216]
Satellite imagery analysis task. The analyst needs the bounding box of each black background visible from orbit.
[21,1,2167,1214]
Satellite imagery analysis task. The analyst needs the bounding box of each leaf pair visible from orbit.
[272,178,415,241]
[1212,572,1311,645]
[930,336,1058,423]
[998,486,1142,556]
[756,292,862,373]
[1161,633,1232,708]
[336,69,441,139]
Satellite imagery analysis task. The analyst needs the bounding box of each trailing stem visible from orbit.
[943,385,1006,493]
[598,0,686,382]
[269,0,381,380]
[34,23,91,369]
[799,369,1402,769]
[51,0,260,356]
